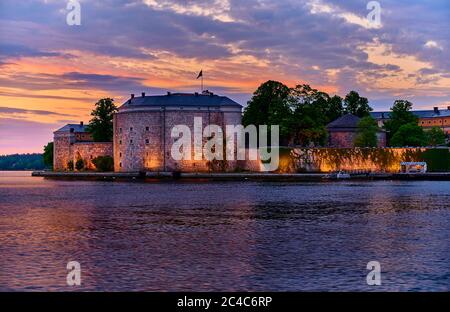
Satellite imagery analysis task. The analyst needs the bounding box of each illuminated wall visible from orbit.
[278,148,433,173]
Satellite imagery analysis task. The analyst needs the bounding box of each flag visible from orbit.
[196,70,203,79]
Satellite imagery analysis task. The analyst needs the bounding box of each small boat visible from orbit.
[337,171,351,179]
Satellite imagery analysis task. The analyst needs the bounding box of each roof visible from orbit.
[55,124,88,133]
[120,92,242,110]
[327,114,360,131]
[371,109,450,119]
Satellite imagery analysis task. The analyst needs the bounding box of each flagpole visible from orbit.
[201,75,204,92]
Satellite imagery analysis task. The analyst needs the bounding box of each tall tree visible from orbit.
[325,95,344,123]
[43,142,53,169]
[344,91,372,117]
[426,127,446,146]
[384,100,418,144]
[390,123,426,147]
[354,116,378,147]
[289,84,329,146]
[87,98,118,142]
[242,81,292,143]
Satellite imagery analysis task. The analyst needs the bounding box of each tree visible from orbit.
[92,156,114,172]
[390,123,427,147]
[242,81,292,144]
[67,160,74,171]
[325,95,344,123]
[384,100,418,142]
[87,98,118,142]
[344,91,372,117]
[75,159,85,171]
[43,142,53,169]
[354,116,378,147]
[289,84,329,146]
[426,127,446,146]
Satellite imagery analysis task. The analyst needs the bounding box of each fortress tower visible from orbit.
[114,91,243,172]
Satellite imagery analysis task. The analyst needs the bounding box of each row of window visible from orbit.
[119,127,150,133]
[118,139,150,145]
[421,120,450,125]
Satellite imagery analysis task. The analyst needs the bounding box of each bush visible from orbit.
[390,123,426,147]
[420,149,450,172]
[67,160,74,171]
[75,159,85,171]
[92,156,114,172]
[426,127,446,146]
[354,116,378,147]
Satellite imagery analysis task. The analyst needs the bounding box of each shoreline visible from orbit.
[30,171,450,181]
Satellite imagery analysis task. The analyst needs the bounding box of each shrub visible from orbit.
[67,160,74,171]
[75,159,85,171]
[420,149,450,172]
[425,127,446,146]
[92,156,114,172]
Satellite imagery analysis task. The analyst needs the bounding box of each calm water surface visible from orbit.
[0,171,449,291]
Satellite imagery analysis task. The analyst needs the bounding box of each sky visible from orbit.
[0,0,449,154]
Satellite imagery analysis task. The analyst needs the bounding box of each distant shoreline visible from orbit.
[31,171,450,182]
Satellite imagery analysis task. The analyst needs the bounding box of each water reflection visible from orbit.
[0,172,449,291]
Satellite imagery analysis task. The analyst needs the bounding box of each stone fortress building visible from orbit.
[114,91,242,172]
[53,123,113,171]
[54,91,450,172]
[54,91,243,172]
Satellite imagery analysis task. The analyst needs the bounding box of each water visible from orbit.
[0,171,449,291]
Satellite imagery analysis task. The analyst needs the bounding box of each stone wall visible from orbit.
[114,109,242,172]
[53,132,73,171]
[328,131,355,148]
[72,142,113,170]
[53,129,113,171]
[277,148,428,173]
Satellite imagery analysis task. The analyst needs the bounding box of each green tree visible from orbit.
[43,142,53,169]
[289,84,329,146]
[390,123,426,147]
[344,91,372,117]
[92,156,114,172]
[242,81,292,144]
[87,98,118,142]
[426,127,446,146]
[354,116,378,147]
[325,95,344,123]
[75,159,85,171]
[384,100,418,142]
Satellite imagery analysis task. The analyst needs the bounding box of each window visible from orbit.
[119,140,122,145]
[130,139,133,144]
[130,127,133,131]
[146,126,150,131]
[145,139,150,144]
[119,162,122,168]
[119,152,122,157]
[119,128,122,133]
